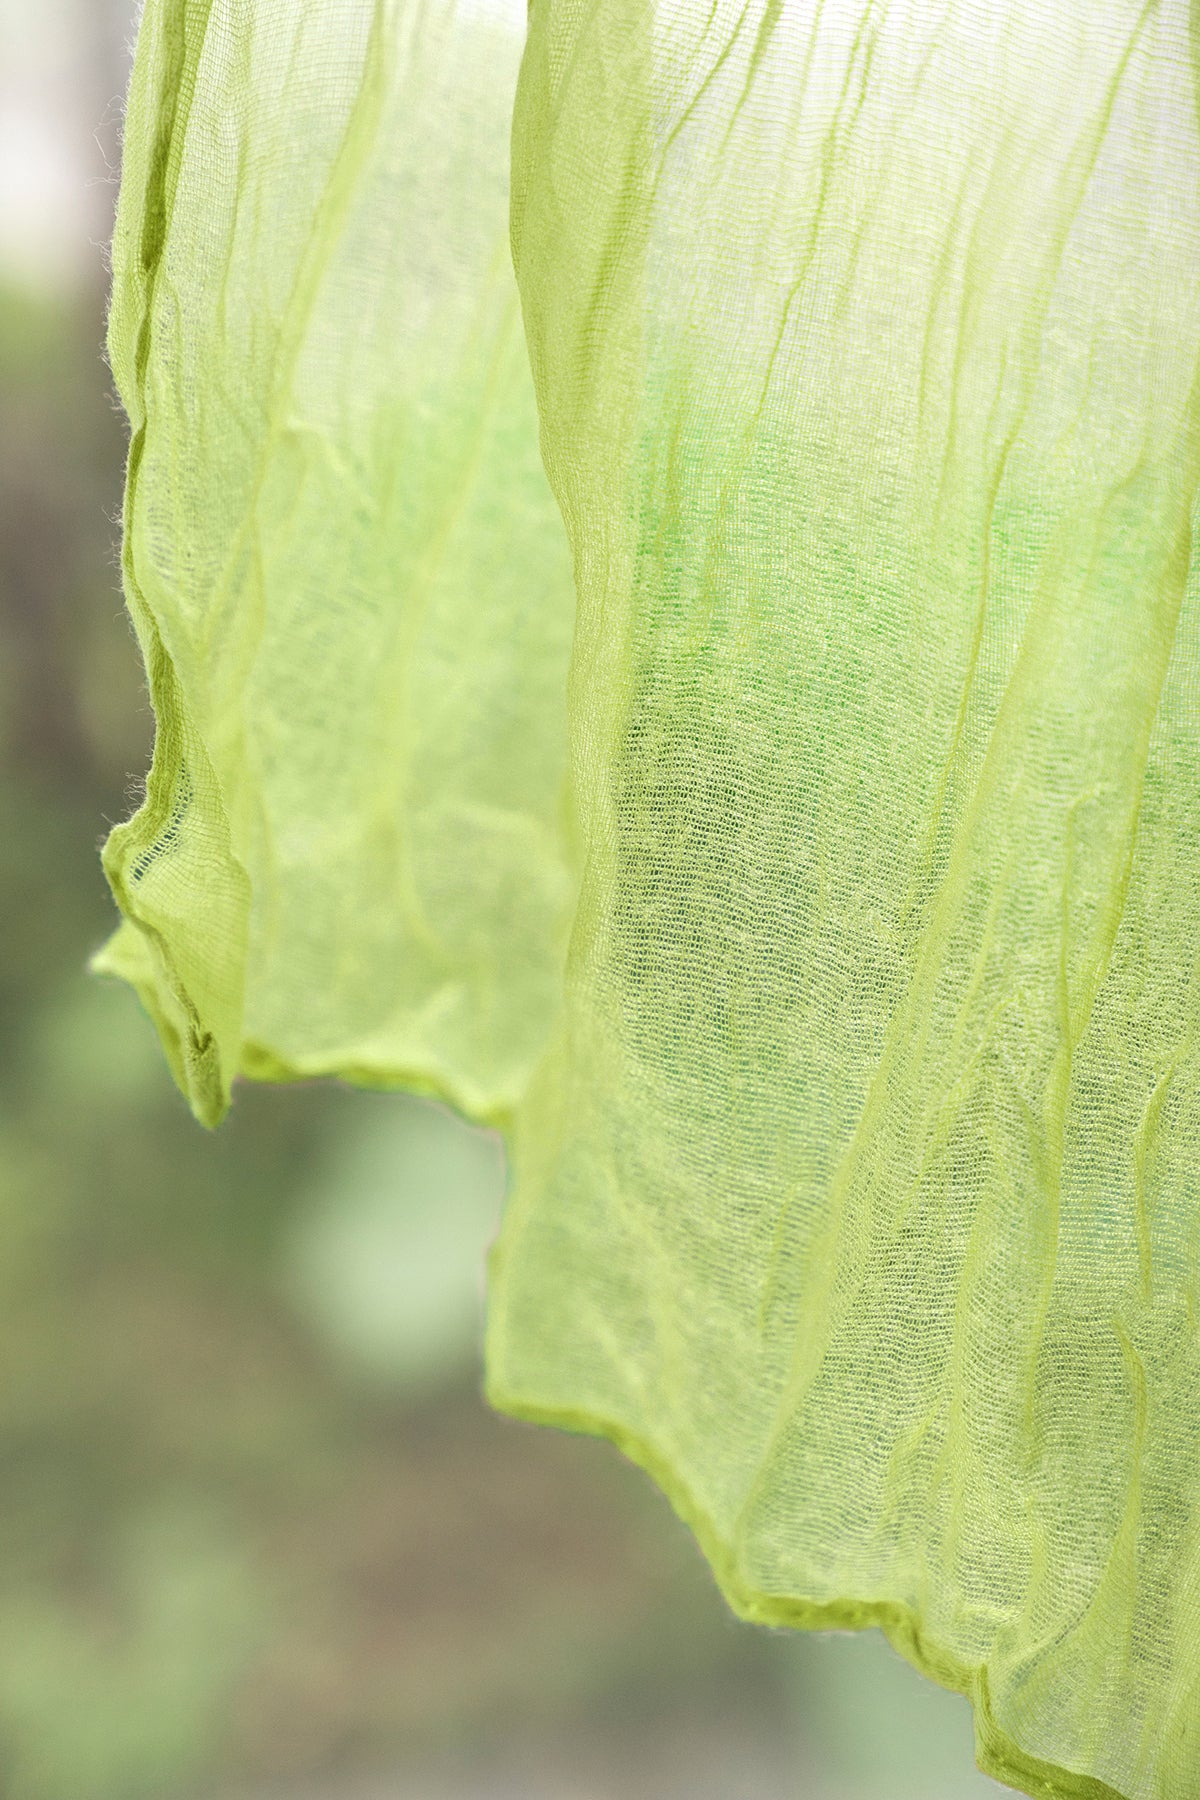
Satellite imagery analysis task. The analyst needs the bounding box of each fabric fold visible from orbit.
[486,3,1200,1796]
[102,1,1200,1794]
[99,0,577,1126]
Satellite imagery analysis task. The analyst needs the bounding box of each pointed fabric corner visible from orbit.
[102,0,1200,1794]
[101,0,577,1128]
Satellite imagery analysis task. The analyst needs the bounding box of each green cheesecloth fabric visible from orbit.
[98,0,1200,1794]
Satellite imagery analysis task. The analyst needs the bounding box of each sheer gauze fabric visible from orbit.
[101,1,1200,1795]
[99,0,577,1125]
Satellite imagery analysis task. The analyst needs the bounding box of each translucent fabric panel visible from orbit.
[98,0,576,1125]
[103,1,1200,1796]
[486,3,1200,1796]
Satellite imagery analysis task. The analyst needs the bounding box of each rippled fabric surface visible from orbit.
[103,1,1200,1794]
[98,0,576,1126]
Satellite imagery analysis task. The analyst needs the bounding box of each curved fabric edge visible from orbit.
[483,1379,1127,1800]
[97,0,575,1123]
[90,931,522,1135]
[236,1042,520,1137]
[98,0,248,1128]
[94,644,250,1130]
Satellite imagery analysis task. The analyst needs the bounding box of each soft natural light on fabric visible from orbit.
[96,0,576,1125]
[99,2,1200,1796]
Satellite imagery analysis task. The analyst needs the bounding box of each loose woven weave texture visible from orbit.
[101,1,1200,1795]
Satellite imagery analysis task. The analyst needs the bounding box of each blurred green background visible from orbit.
[0,4,1006,1796]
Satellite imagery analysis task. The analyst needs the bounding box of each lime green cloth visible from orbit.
[101,2,1200,1795]
[98,0,576,1126]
